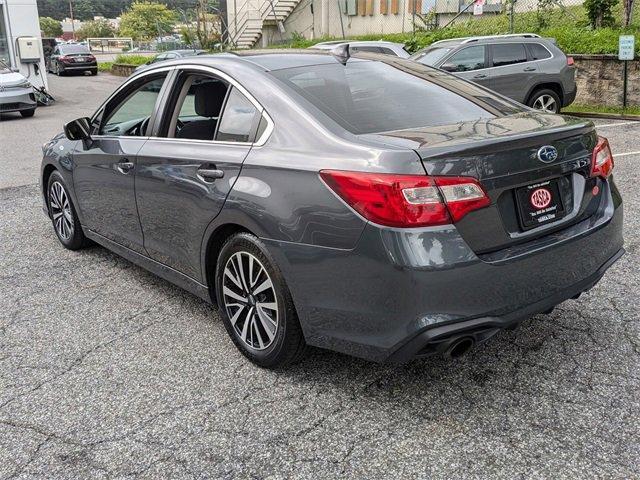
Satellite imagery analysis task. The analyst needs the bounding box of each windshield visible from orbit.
[60,44,90,54]
[411,47,453,66]
[271,59,520,135]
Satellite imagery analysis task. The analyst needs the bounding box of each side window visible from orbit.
[99,75,166,136]
[444,46,486,72]
[528,43,552,61]
[215,87,260,143]
[492,43,528,67]
[353,46,383,53]
[166,73,229,141]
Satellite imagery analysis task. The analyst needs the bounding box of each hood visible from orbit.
[0,71,30,87]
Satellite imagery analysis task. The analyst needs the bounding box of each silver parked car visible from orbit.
[310,40,410,57]
[411,34,577,113]
[0,60,37,118]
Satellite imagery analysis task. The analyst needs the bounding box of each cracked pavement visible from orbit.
[1,74,639,479]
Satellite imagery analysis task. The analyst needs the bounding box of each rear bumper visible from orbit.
[386,247,624,363]
[563,84,577,107]
[265,178,623,363]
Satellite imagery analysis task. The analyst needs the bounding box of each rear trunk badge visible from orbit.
[537,146,558,163]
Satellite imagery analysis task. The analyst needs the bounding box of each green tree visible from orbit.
[584,0,618,28]
[76,19,116,40]
[39,16,63,37]
[119,2,177,41]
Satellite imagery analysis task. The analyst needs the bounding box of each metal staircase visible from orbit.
[229,0,301,49]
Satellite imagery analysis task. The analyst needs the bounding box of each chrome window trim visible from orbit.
[87,63,274,147]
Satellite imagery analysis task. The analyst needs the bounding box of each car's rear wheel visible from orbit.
[528,89,561,114]
[20,109,35,118]
[215,232,306,368]
[47,171,87,250]
[90,69,98,76]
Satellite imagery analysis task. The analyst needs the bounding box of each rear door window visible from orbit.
[491,43,528,67]
[215,87,261,143]
[527,43,552,60]
[444,46,486,72]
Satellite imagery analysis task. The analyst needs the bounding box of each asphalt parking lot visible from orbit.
[1,73,639,479]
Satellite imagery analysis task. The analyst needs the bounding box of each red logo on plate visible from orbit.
[530,188,552,209]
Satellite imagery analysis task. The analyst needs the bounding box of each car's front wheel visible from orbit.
[20,109,35,118]
[528,89,561,114]
[47,171,87,250]
[215,232,306,368]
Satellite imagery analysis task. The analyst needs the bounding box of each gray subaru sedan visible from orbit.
[40,49,623,368]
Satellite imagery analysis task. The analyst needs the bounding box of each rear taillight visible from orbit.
[59,55,71,62]
[567,56,575,66]
[319,170,490,228]
[88,55,96,61]
[590,136,614,179]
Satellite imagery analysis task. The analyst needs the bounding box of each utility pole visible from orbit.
[69,0,76,40]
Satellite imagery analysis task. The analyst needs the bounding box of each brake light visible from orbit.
[567,56,574,66]
[59,55,71,62]
[590,136,614,179]
[319,170,490,227]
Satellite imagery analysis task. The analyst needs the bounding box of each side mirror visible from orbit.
[440,63,458,72]
[64,117,92,141]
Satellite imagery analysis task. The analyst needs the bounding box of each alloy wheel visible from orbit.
[49,181,74,240]
[222,251,278,351]
[532,94,557,113]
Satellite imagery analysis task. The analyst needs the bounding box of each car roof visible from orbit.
[429,34,552,48]
[226,49,366,70]
[310,40,404,49]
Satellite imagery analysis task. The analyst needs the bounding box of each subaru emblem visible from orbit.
[537,146,558,163]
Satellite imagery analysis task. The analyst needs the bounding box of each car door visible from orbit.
[487,43,539,103]
[72,70,171,253]
[134,67,264,281]
[438,45,492,89]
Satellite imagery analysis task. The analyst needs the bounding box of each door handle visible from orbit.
[197,167,224,182]
[523,67,536,72]
[473,74,487,79]
[117,159,134,174]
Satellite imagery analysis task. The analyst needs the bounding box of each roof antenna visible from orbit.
[330,43,350,66]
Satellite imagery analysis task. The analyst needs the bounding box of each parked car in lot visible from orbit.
[411,34,576,113]
[134,49,207,71]
[0,60,37,118]
[41,49,622,367]
[310,40,410,57]
[47,43,97,76]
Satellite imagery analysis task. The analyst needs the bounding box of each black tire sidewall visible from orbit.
[47,171,85,250]
[529,89,561,114]
[215,233,302,367]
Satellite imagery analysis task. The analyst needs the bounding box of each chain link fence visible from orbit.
[274,0,639,43]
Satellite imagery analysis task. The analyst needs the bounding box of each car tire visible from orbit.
[46,171,87,250]
[90,69,98,76]
[20,109,35,118]
[528,89,561,114]
[215,232,307,368]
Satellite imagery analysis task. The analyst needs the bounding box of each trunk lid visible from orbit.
[361,112,599,253]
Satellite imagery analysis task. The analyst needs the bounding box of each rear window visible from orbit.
[271,60,506,134]
[60,44,90,54]
[491,43,527,67]
[528,43,552,60]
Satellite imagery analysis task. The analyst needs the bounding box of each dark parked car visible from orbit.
[47,43,97,76]
[41,49,623,368]
[411,34,576,113]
